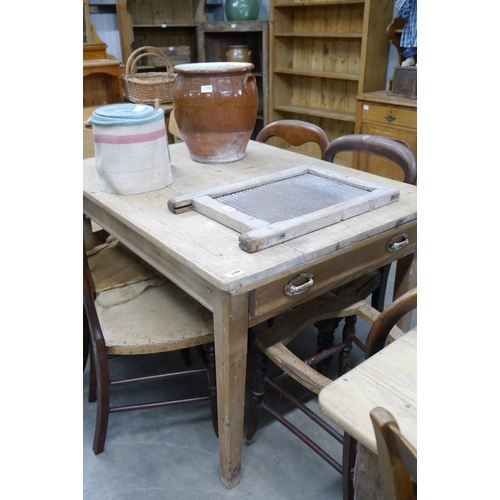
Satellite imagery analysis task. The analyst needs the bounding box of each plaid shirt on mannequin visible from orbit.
[396,0,417,49]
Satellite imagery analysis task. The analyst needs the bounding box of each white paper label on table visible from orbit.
[225,269,244,278]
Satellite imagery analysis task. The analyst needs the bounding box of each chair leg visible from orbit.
[93,388,110,455]
[371,264,391,312]
[88,344,97,403]
[83,305,90,372]
[205,342,218,438]
[92,355,111,455]
[342,433,357,500]
[180,347,192,366]
[338,315,356,377]
[246,349,269,440]
[314,317,342,376]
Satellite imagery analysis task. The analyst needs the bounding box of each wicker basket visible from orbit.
[122,46,175,105]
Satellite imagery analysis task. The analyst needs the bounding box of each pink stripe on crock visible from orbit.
[93,127,166,144]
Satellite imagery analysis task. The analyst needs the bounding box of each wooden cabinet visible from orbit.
[353,91,417,181]
[269,0,394,160]
[196,21,269,138]
[83,59,124,107]
[116,0,207,66]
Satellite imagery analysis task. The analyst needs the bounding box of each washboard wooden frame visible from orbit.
[168,165,399,253]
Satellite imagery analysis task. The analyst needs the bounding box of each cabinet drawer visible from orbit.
[249,221,417,322]
[360,103,416,129]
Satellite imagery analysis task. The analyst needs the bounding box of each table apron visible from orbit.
[84,197,415,328]
[248,221,416,324]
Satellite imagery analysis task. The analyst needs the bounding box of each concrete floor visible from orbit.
[83,265,416,499]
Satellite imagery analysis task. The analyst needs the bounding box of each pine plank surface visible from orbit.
[318,328,417,454]
[83,141,416,293]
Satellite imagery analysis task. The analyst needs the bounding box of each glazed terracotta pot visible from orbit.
[226,45,252,63]
[173,62,258,163]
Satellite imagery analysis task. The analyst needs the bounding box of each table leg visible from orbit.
[83,215,95,250]
[393,249,417,332]
[213,290,249,489]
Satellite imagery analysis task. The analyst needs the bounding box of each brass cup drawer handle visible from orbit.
[386,233,409,252]
[284,272,314,296]
[385,112,396,122]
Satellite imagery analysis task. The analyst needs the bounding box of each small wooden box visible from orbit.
[389,66,417,98]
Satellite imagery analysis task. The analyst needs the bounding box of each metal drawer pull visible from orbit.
[386,233,409,252]
[385,112,396,122]
[284,273,314,296]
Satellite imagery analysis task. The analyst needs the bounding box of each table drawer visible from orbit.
[360,103,416,129]
[249,221,416,321]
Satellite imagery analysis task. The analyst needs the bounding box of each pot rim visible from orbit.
[174,62,254,74]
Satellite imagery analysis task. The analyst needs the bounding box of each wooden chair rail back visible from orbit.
[256,119,330,160]
[323,134,417,313]
[365,287,417,359]
[324,134,417,185]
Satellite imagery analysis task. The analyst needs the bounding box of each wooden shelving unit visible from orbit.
[116,0,207,66]
[269,0,394,161]
[196,21,269,139]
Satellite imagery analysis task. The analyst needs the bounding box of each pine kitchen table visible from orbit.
[83,140,417,489]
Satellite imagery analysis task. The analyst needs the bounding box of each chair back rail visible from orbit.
[256,119,330,159]
[324,134,417,185]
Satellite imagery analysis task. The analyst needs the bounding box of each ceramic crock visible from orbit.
[225,0,260,21]
[226,45,252,63]
[173,62,258,164]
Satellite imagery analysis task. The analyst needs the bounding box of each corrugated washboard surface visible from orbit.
[216,173,368,223]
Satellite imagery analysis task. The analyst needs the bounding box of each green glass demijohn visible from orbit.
[225,0,260,21]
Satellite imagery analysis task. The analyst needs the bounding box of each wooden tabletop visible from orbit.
[318,328,417,454]
[83,141,417,295]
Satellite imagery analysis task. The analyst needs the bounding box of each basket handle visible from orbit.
[126,46,174,76]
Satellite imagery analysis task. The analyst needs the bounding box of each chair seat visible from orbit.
[87,237,158,292]
[246,284,416,499]
[96,277,214,355]
[84,238,219,454]
[254,272,401,394]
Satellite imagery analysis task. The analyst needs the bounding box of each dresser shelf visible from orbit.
[274,68,360,81]
[274,105,355,122]
[269,0,393,160]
